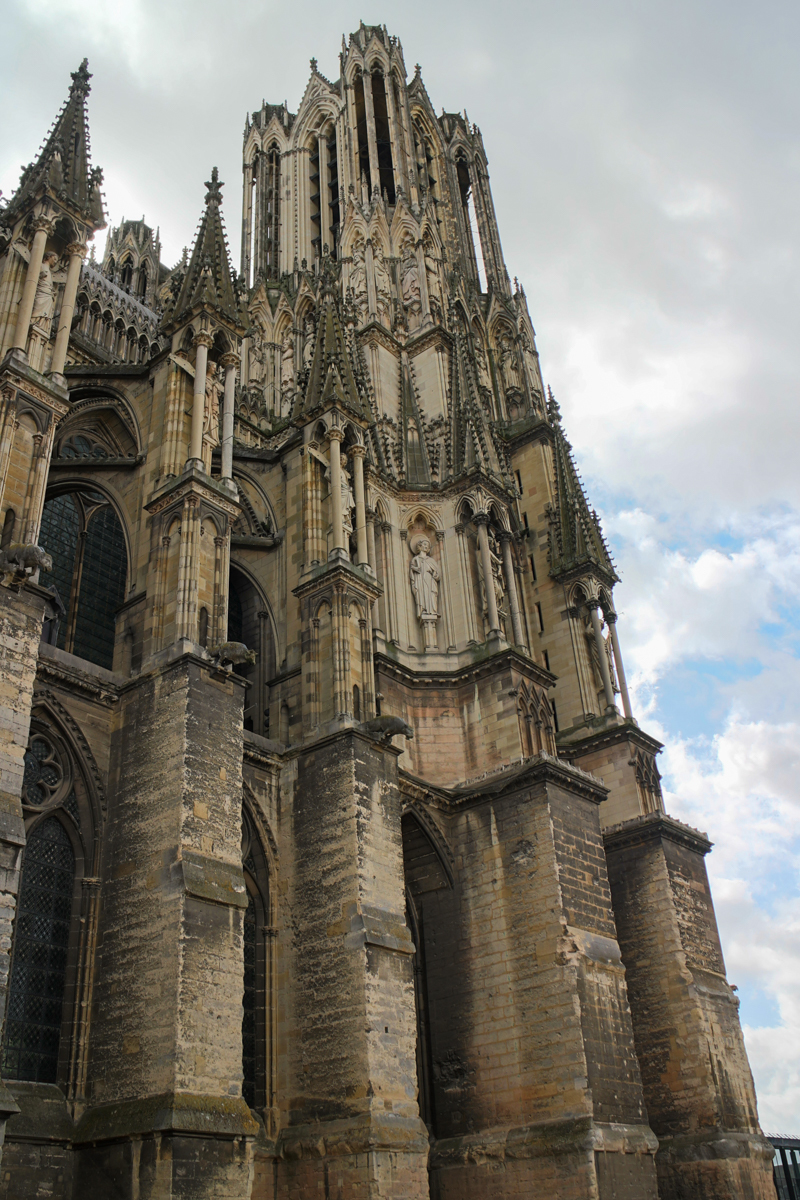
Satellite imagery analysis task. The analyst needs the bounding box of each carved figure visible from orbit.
[373,243,391,320]
[31,252,59,324]
[339,453,355,537]
[498,333,521,393]
[249,337,266,384]
[204,361,222,437]
[0,543,53,584]
[409,535,440,619]
[359,714,414,744]
[350,242,368,318]
[280,331,294,413]
[212,641,257,669]
[302,315,315,370]
[400,240,420,311]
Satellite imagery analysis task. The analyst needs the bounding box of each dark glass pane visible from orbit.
[228,581,243,645]
[1,818,74,1083]
[242,891,257,1108]
[72,503,127,669]
[39,494,80,648]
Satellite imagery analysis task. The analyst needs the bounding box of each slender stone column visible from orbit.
[476,514,500,634]
[607,613,633,719]
[220,351,237,481]
[589,601,617,713]
[328,428,345,557]
[499,531,525,648]
[50,242,86,375]
[12,219,52,352]
[188,332,213,468]
[350,445,368,566]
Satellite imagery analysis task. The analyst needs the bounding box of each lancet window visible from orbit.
[456,154,487,291]
[371,71,396,203]
[354,73,371,191]
[241,807,272,1112]
[309,140,322,259]
[1,719,99,1095]
[263,144,280,277]
[39,488,127,670]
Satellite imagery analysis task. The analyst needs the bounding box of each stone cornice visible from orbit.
[36,645,120,706]
[559,719,663,759]
[400,750,608,812]
[603,812,712,856]
[375,645,554,692]
[293,558,382,602]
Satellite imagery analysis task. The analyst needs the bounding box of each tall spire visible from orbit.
[167,168,244,332]
[546,389,618,585]
[6,59,105,229]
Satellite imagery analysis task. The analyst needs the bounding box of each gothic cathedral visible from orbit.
[0,26,774,1200]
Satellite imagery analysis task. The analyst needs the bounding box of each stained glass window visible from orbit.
[1,818,74,1083]
[38,490,127,670]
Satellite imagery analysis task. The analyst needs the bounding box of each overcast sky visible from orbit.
[3,0,799,1133]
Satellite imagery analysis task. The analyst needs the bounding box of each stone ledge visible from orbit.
[73,1091,259,1143]
[603,811,712,856]
[181,849,248,909]
[655,1128,773,1166]
[278,1111,429,1160]
[430,1116,657,1166]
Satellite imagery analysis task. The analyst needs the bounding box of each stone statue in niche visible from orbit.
[204,361,223,438]
[249,336,266,384]
[31,252,59,326]
[498,333,522,394]
[477,529,506,634]
[373,243,391,322]
[302,314,315,370]
[474,341,494,415]
[583,611,619,705]
[520,330,542,409]
[280,330,294,415]
[400,239,421,322]
[326,452,355,539]
[424,239,442,322]
[349,242,368,321]
[409,534,440,651]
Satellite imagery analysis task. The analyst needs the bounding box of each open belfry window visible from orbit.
[354,73,371,191]
[371,70,395,203]
[39,487,127,670]
[264,144,280,277]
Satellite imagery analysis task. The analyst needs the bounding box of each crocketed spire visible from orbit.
[5,59,105,229]
[546,388,618,585]
[167,168,244,332]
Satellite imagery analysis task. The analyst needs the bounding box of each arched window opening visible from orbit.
[228,566,274,735]
[1,508,16,549]
[401,813,453,1137]
[241,809,270,1112]
[264,145,280,279]
[456,156,487,292]
[39,489,127,670]
[1,817,75,1083]
[327,134,340,256]
[120,258,133,291]
[371,71,395,204]
[353,74,371,192]
[309,141,322,260]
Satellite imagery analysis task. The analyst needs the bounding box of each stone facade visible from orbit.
[0,27,773,1199]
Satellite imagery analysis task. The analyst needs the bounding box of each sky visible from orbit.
[3,0,799,1134]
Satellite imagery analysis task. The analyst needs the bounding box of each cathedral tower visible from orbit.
[0,29,774,1200]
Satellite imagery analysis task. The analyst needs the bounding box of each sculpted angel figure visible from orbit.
[409,536,440,620]
[280,331,294,413]
[31,252,59,324]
